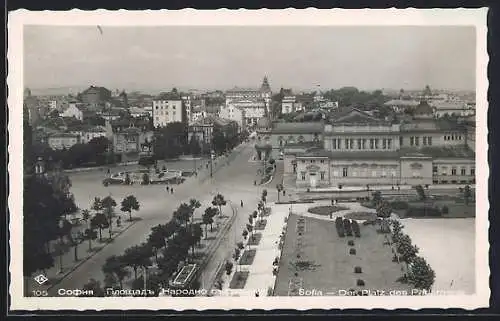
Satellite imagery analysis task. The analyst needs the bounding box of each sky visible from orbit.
[24,26,476,93]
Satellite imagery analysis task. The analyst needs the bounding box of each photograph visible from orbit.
[8,8,489,311]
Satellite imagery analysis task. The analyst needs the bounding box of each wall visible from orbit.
[399,158,433,186]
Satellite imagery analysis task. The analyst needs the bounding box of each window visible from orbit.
[451,168,457,176]
[415,137,420,146]
[382,139,387,149]
[461,168,466,176]
[470,168,475,176]
[375,139,379,149]
[320,160,325,164]
[301,172,306,180]
[345,139,349,150]
[410,137,414,146]
[301,160,305,163]
[357,139,362,149]
[428,136,433,145]
[451,135,454,141]
[370,139,374,149]
[388,139,392,149]
[332,139,337,149]
[310,160,315,163]
[337,139,342,149]
[362,139,367,149]
[320,172,325,180]
[433,166,438,173]
[399,136,403,146]
[342,167,348,177]
[423,137,427,145]
[444,135,448,141]
[459,135,462,140]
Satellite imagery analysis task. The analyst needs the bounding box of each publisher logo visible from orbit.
[34,274,48,285]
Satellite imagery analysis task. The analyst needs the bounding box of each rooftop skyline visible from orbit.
[24,26,476,93]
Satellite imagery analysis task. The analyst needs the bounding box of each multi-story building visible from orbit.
[225,76,272,127]
[152,93,184,127]
[281,94,296,114]
[112,125,154,163]
[81,126,108,144]
[47,133,80,150]
[187,115,239,153]
[80,85,112,109]
[282,107,474,188]
[431,101,474,118]
[60,102,89,121]
[219,104,245,130]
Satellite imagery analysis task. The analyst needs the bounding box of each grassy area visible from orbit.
[229,271,250,289]
[248,233,262,246]
[343,212,377,221]
[307,206,349,215]
[274,214,411,296]
[239,249,257,265]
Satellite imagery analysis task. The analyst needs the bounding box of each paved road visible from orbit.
[47,142,265,296]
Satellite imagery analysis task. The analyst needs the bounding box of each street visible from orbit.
[46,141,277,295]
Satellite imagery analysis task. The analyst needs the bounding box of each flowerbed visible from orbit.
[239,249,257,265]
[229,271,250,289]
[307,206,349,216]
[247,233,262,246]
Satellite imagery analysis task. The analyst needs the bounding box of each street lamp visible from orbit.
[58,219,65,274]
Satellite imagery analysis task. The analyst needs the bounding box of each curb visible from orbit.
[46,220,139,291]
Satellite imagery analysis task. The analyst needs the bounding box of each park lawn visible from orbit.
[274,214,411,296]
[229,271,250,289]
[239,249,257,265]
[398,200,475,218]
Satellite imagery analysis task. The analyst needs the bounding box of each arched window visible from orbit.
[298,135,305,143]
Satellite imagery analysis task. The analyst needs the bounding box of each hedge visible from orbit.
[406,206,442,217]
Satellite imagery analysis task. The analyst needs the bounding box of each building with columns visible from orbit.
[281,107,474,188]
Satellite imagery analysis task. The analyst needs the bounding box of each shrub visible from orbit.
[406,206,442,217]
[349,248,356,255]
[391,200,409,210]
[441,205,449,214]
[354,266,362,274]
[348,240,355,246]
[356,279,365,286]
[225,261,233,275]
[351,220,361,237]
[343,219,353,236]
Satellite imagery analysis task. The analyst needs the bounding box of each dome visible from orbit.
[256,117,272,129]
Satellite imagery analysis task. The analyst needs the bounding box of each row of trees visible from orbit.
[390,220,436,291]
[90,193,229,295]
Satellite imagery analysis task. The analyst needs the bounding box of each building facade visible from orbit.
[152,93,184,127]
[284,108,474,188]
[112,126,154,163]
[80,86,112,109]
[47,133,80,150]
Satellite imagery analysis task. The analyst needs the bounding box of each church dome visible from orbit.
[256,117,272,129]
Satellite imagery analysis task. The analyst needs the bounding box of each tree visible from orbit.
[463,185,472,205]
[203,207,217,233]
[121,195,140,221]
[246,223,254,237]
[91,197,103,212]
[188,135,202,156]
[276,183,284,202]
[174,203,192,227]
[372,191,382,206]
[147,225,167,262]
[81,209,91,228]
[102,255,130,289]
[122,243,152,281]
[415,185,426,201]
[189,199,201,224]
[396,233,419,264]
[82,228,97,252]
[242,229,249,240]
[190,223,203,256]
[408,256,435,291]
[212,193,227,218]
[90,212,109,242]
[202,208,215,238]
[124,172,131,185]
[81,278,105,297]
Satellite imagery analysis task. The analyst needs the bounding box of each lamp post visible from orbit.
[58,219,65,274]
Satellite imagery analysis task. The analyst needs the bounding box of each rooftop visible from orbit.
[400,146,474,159]
[271,122,324,134]
[155,92,182,100]
[431,101,466,110]
[384,99,420,107]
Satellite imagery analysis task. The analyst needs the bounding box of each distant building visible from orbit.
[188,115,239,153]
[281,94,296,114]
[152,92,184,127]
[383,99,421,113]
[81,126,108,144]
[431,101,474,118]
[129,106,150,118]
[60,102,90,121]
[47,133,80,150]
[112,125,154,163]
[80,85,112,109]
[219,104,245,130]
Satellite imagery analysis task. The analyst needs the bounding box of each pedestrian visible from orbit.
[254,180,256,186]
[171,188,174,194]
[255,291,259,297]
[283,190,286,196]
[241,200,244,207]
[331,199,334,205]
[166,186,169,192]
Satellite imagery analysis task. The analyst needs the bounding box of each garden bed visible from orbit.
[254,219,268,230]
[239,249,257,265]
[343,212,377,221]
[229,271,250,289]
[247,233,262,246]
[307,206,349,216]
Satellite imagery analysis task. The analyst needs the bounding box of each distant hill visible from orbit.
[29,86,89,96]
